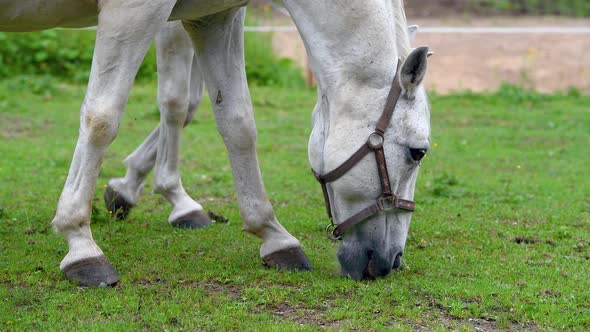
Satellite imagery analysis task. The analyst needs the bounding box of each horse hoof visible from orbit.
[262,247,313,271]
[104,184,133,220]
[170,210,212,229]
[62,256,120,287]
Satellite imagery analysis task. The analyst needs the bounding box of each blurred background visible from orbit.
[253,0,590,94]
[0,0,588,94]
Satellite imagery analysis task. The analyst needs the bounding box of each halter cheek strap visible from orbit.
[311,60,416,240]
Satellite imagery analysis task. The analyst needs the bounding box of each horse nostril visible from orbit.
[409,148,427,161]
[392,252,403,269]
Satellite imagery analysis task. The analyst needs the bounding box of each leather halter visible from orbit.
[312,60,416,240]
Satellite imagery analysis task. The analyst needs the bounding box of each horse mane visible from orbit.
[391,0,412,60]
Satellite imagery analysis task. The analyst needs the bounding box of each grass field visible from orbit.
[0,78,589,331]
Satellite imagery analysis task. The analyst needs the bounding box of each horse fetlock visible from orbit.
[153,176,182,197]
[240,202,276,233]
[107,178,142,206]
[51,203,92,234]
[104,183,136,220]
[51,216,89,235]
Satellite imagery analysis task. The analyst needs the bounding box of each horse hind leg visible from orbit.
[51,0,177,287]
[105,22,208,229]
[104,125,157,220]
[152,22,210,228]
[183,8,312,271]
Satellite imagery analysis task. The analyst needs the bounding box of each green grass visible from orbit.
[471,0,590,17]
[0,78,589,330]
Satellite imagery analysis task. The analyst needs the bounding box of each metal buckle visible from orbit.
[367,132,384,150]
[377,196,395,212]
[325,223,342,241]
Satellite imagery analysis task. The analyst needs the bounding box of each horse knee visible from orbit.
[223,119,257,150]
[215,102,257,151]
[84,106,121,146]
[153,173,180,196]
[159,93,189,125]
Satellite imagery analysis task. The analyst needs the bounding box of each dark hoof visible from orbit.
[262,247,313,271]
[170,210,212,229]
[104,184,133,220]
[62,256,120,287]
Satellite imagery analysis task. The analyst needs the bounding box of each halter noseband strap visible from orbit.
[312,59,416,240]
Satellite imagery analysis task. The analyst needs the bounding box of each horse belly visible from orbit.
[169,0,248,20]
[0,0,97,32]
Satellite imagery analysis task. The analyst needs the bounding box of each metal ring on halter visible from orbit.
[377,196,395,212]
[325,223,342,241]
[366,131,384,150]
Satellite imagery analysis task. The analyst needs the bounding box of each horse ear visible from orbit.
[407,25,419,45]
[400,46,429,100]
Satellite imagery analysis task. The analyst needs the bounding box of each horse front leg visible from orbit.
[183,8,312,271]
[105,22,208,228]
[51,0,177,286]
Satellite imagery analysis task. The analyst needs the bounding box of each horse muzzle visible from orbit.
[337,242,404,280]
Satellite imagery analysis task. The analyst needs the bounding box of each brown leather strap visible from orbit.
[312,169,333,221]
[374,146,392,197]
[332,195,415,238]
[376,59,403,135]
[332,201,383,238]
[395,198,416,211]
[316,144,373,183]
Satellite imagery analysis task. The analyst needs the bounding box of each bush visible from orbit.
[244,31,305,88]
[0,30,157,83]
[0,27,304,88]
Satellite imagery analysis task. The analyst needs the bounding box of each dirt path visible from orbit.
[269,16,590,93]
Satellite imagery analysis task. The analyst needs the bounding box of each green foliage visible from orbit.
[3,75,58,96]
[472,0,590,16]
[244,32,306,88]
[0,30,91,81]
[0,30,157,83]
[0,28,304,87]
[496,83,549,103]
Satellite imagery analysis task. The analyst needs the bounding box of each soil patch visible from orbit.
[271,16,590,93]
[0,115,33,138]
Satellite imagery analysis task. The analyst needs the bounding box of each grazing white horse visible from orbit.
[1,0,431,285]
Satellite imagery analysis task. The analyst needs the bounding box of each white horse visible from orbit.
[1,0,431,284]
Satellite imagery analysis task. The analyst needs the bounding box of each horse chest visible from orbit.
[0,0,98,31]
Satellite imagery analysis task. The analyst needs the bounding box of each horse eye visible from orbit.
[409,148,427,162]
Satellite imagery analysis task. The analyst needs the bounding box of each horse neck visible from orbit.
[284,0,411,99]
[282,0,412,170]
